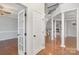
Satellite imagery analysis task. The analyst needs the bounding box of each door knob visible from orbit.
[33,35,36,37]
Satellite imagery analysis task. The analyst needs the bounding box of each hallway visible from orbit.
[37,34,79,55]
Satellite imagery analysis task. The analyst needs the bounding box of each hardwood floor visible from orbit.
[0,38,18,55]
[37,34,79,55]
[0,35,79,55]
[65,37,76,48]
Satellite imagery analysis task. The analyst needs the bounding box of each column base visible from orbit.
[77,48,79,51]
[51,39,54,40]
[60,44,65,48]
[51,36,53,40]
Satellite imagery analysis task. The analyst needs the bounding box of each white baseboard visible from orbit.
[35,46,45,55]
[0,31,17,41]
[0,37,18,41]
[29,46,45,55]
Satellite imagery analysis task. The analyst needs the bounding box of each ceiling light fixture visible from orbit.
[0,4,15,16]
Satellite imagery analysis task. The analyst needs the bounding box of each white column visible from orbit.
[61,12,65,47]
[51,18,54,40]
[55,20,56,38]
[77,8,79,51]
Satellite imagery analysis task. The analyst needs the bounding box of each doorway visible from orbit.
[53,13,62,49]
[0,3,26,55]
[64,9,77,54]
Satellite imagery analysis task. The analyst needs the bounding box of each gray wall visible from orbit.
[0,16,18,41]
[65,20,76,37]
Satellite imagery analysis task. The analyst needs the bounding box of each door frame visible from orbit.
[63,8,77,50]
[52,8,78,50]
[17,4,27,54]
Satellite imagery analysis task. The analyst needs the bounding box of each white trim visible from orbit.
[0,38,18,41]
[62,8,77,13]
[52,12,61,18]
[52,8,77,18]
[0,31,17,41]
[18,9,26,55]
[0,31,17,33]
[32,46,45,55]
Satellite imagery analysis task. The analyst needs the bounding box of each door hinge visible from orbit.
[24,52,27,55]
[25,13,27,16]
[24,33,27,36]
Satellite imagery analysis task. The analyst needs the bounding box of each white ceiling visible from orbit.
[53,9,76,21]
[0,3,25,19]
[64,9,76,20]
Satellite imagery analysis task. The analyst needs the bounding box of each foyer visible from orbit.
[0,3,79,55]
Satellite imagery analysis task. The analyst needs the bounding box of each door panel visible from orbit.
[32,11,45,54]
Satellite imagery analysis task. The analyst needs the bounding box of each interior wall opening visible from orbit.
[64,9,77,53]
[0,3,26,55]
[53,13,62,49]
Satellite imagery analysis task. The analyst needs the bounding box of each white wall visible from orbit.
[22,3,45,55]
[51,3,78,49]
[64,20,76,37]
[0,16,18,41]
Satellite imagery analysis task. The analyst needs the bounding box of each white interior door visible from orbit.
[18,9,26,55]
[32,11,45,54]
